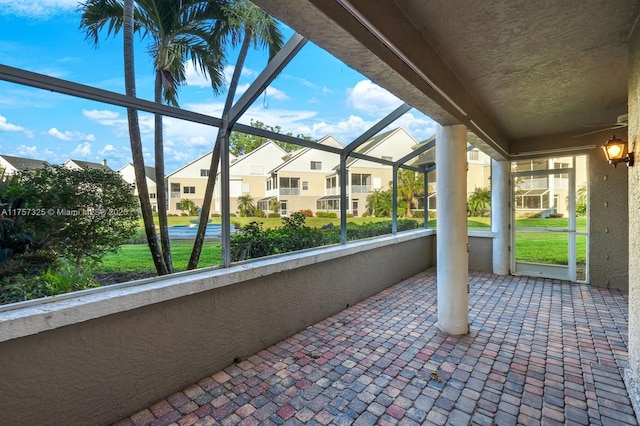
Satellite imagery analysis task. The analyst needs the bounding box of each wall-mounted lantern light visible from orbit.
[602,135,634,167]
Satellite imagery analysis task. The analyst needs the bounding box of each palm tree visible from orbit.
[188,0,283,269]
[397,169,424,218]
[180,198,197,216]
[236,194,255,217]
[467,187,491,217]
[79,0,228,274]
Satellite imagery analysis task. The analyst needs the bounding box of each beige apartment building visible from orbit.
[163,127,496,218]
[118,163,159,212]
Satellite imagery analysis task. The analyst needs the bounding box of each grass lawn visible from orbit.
[103,216,588,274]
[99,240,222,272]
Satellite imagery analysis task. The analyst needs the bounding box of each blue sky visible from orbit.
[0,0,436,173]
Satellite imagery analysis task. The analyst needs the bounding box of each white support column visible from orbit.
[436,124,469,335]
[492,159,510,275]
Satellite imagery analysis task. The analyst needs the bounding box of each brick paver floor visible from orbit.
[114,270,636,425]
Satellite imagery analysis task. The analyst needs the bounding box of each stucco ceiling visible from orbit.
[252,0,640,160]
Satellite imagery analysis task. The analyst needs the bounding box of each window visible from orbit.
[200,169,209,177]
[310,161,322,170]
[302,181,309,191]
[183,186,195,194]
[279,177,300,195]
[170,183,181,198]
[149,193,156,199]
[351,174,371,193]
[468,149,480,161]
[267,180,272,191]
[250,165,264,175]
[242,183,250,193]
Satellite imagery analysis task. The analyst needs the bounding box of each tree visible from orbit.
[467,187,491,217]
[229,119,312,156]
[79,0,228,274]
[8,166,139,266]
[236,194,255,217]
[367,189,393,217]
[189,0,283,269]
[396,169,424,218]
[180,199,197,216]
[269,197,280,214]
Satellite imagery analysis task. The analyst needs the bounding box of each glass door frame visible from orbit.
[511,167,577,281]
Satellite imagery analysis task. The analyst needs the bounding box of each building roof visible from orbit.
[0,154,49,172]
[64,159,112,171]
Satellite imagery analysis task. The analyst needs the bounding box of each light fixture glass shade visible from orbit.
[602,135,629,166]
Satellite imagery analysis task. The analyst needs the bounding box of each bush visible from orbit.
[316,211,337,218]
[230,216,420,262]
[298,209,313,217]
[549,213,564,218]
[254,209,266,218]
[267,213,281,218]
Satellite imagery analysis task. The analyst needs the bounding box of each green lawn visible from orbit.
[99,240,222,272]
[102,216,588,274]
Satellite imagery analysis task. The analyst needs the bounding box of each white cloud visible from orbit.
[297,115,375,142]
[0,0,79,17]
[16,145,40,158]
[308,97,320,104]
[322,86,334,94]
[185,62,257,89]
[83,109,121,125]
[265,86,289,101]
[0,115,34,138]
[346,80,402,115]
[47,127,96,142]
[98,144,116,156]
[71,142,92,157]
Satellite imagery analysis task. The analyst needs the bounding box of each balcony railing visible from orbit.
[325,187,339,195]
[351,184,372,194]
[280,188,300,195]
[170,192,181,198]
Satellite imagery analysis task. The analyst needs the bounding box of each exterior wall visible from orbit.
[468,232,494,273]
[0,231,434,425]
[625,21,640,422]
[118,164,158,212]
[588,150,629,288]
[168,176,208,214]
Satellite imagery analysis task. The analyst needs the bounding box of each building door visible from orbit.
[511,166,579,281]
[352,200,359,217]
[280,201,288,217]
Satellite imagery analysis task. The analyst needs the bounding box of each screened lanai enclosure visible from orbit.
[0,1,639,424]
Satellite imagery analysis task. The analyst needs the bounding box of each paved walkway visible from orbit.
[115,271,636,425]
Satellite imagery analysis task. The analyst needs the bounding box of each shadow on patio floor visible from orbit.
[115,271,636,426]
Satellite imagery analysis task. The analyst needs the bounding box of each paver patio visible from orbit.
[114,270,636,425]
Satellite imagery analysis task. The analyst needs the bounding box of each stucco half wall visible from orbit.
[0,230,435,425]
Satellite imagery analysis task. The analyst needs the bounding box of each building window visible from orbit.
[267,180,272,191]
[279,177,300,195]
[242,183,250,193]
[468,149,480,161]
[302,181,309,191]
[149,193,156,199]
[170,183,180,198]
[183,186,195,194]
[351,174,372,193]
[310,161,322,170]
[200,169,210,177]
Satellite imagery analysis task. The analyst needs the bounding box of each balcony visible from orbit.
[0,230,634,425]
[113,270,633,425]
[280,187,300,196]
[351,184,372,194]
[170,192,181,199]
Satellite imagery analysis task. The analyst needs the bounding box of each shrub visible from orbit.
[298,209,313,217]
[549,213,564,218]
[254,209,266,218]
[316,211,337,218]
[267,213,281,218]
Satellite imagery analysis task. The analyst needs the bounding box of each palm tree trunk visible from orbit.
[154,72,173,273]
[188,28,253,270]
[124,0,168,275]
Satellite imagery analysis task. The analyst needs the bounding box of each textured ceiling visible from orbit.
[253,0,640,159]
